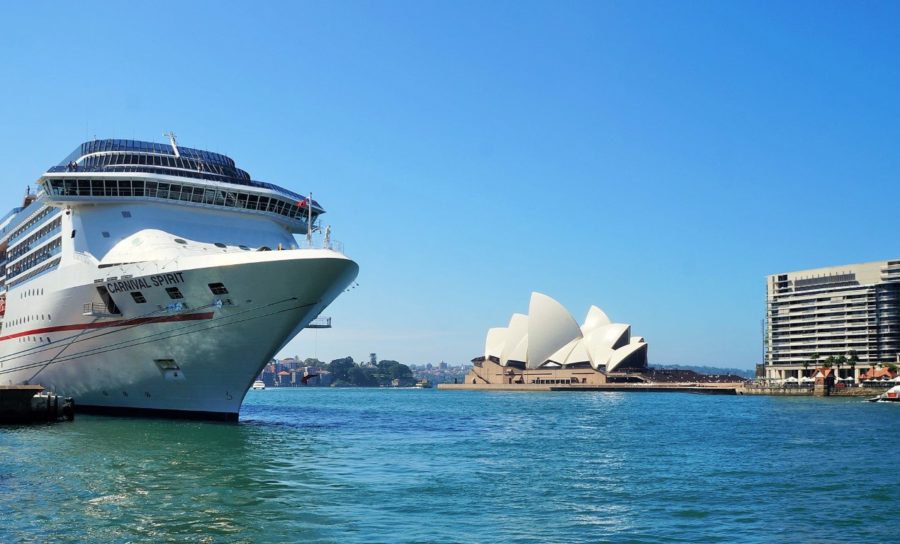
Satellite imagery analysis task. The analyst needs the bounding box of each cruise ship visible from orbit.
[0,136,358,420]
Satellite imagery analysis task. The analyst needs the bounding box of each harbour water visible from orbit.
[1,388,896,543]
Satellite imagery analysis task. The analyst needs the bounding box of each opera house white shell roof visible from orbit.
[480,292,648,372]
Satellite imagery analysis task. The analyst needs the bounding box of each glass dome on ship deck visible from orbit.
[48,139,318,207]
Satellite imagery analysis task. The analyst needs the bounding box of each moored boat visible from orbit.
[868,385,900,402]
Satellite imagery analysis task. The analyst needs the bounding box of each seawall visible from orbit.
[438,383,740,395]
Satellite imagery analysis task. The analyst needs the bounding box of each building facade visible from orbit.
[765,259,900,380]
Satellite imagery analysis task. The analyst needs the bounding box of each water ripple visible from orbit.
[1,389,898,542]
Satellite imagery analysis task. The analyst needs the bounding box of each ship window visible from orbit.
[155,358,180,371]
[239,245,250,251]
[174,238,187,245]
[213,242,226,248]
[165,287,183,299]
[258,246,271,252]
[102,231,110,238]
[208,283,228,295]
[121,211,132,218]
[131,291,147,303]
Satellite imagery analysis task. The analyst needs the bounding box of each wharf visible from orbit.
[437,383,740,395]
[0,385,74,424]
[737,384,890,397]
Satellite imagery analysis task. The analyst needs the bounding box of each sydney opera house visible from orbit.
[466,293,648,386]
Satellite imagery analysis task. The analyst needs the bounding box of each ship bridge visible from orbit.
[39,138,323,234]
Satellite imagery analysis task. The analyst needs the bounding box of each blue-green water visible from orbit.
[1,389,896,543]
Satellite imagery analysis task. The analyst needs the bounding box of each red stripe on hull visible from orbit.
[0,312,215,342]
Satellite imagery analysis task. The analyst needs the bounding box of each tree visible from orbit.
[347,366,379,387]
[835,355,847,378]
[848,350,859,379]
[327,356,356,382]
[375,360,413,381]
[823,355,834,369]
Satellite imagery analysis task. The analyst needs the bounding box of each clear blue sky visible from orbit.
[2,1,898,369]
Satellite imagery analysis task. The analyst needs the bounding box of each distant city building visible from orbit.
[765,259,900,380]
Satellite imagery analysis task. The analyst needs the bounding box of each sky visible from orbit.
[1,1,898,369]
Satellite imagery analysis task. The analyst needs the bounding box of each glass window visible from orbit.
[118,180,132,197]
[104,179,118,197]
[131,291,147,303]
[208,282,228,295]
[165,287,183,299]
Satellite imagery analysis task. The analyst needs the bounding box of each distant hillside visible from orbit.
[651,364,755,379]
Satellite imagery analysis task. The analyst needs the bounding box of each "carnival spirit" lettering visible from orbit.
[106,272,185,294]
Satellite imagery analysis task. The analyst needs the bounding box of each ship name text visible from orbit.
[107,272,186,294]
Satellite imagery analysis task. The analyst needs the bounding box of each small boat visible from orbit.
[251,380,266,390]
[868,385,900,402]
[415,380,432,389]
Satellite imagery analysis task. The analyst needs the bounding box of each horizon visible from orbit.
[2,2,899,370]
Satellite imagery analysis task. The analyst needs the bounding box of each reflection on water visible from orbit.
[2,388,899,542]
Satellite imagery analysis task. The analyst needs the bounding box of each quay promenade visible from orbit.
[738,382,891,397]
[438,382,741,394]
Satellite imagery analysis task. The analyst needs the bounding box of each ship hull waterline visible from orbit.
[0,250,358,420]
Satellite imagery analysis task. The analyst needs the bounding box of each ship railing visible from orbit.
[299,232,344,254]
[82,302,119,317]
[307,316,332,329]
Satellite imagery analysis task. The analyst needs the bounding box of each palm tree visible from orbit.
[848,350,859,381]
[823,355,835,369]
[836,355,847,378]
[803,360,810,378]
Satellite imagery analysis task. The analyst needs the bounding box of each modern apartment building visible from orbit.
[765,259,900,380]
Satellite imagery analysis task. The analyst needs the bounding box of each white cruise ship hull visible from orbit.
[0,249,357,420]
